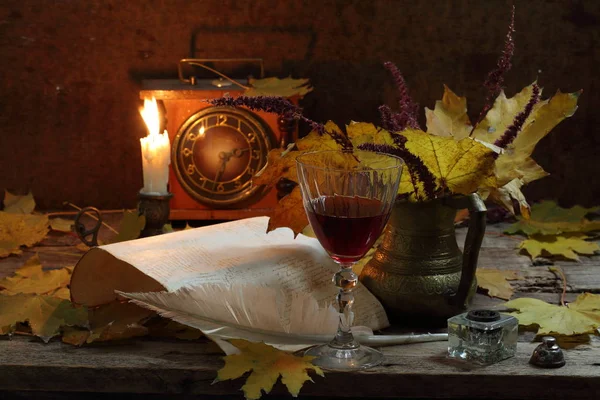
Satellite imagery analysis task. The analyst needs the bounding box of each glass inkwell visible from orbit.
[447,309,518,365]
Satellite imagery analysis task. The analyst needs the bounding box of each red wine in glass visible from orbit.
[306,195,391,263]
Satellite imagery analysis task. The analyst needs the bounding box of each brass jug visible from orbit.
[359,193,486,326]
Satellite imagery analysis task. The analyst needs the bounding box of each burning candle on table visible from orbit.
[139,97,170,195]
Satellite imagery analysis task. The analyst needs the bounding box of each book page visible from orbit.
[72,217,389,330]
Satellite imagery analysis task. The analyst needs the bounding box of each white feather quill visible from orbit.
[118,284,447,354]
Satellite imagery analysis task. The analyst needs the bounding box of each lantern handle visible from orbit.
[178,58,265,88]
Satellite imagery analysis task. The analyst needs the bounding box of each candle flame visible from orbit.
[140,97,160,137]
[199,126,205,137]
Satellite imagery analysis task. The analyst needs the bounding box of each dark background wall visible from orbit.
[0,0,598,210]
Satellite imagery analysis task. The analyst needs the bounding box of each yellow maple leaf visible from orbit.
[111,210,146,243]
[254,121,346,192]
[216,339,324,400]
[267,187,307,236]
[3,190,36,214]
[245,77,313,98]
[0,212,49,258]
[346,121,395,147]
[0,293,88,342]
[476,269,521,300]
[400,129,496,195]
[472,83,545,145]
[485,87,579,187]
[49,217,74,232]
[481,178,531,219]
[506,200,600,236]
[519,233,599,261]
[425,85,472,140]
[296,121,344,152]
[504,293,600,336]
[0,254,73,296]
[253,148,301,188]
[468,85,579,215]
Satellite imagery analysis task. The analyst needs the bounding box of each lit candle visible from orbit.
[139,97,170,195]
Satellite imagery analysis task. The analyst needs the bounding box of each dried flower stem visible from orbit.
[549,266,567,307]
[493,83,540,150]
[382,62,421,131]
[378,105,400,132]
[358,142,436,200]
[470,6,516,136]
[208,96,353,151]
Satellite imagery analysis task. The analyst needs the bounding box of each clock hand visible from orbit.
[213,151,231,190]
[231,147,250,158]
[212,148,250,190]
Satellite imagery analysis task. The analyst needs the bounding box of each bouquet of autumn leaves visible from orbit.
[211,11,580,237]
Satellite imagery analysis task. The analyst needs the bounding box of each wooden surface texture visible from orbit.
[0,216,599,399]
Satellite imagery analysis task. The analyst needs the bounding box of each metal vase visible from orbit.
[359,193,486,326]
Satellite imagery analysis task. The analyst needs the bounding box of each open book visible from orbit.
[71,217,390,352]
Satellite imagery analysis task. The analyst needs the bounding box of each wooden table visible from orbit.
[1,217,599,400]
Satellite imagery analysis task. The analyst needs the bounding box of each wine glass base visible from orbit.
[304,344,384,371]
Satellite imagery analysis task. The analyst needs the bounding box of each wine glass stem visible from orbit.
[330,262,360,349]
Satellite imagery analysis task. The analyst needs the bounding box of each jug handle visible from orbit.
[445,193,487,307]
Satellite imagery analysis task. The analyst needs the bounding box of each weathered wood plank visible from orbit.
[0,337,599,399]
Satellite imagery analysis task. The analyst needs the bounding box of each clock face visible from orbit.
[172,106,275,207]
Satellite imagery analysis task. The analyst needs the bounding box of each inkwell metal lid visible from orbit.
[466,309,501,322]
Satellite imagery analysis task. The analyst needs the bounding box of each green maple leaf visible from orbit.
[506,200,600,236]
[0,293,88,342]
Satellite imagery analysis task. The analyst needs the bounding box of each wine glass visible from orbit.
[296,150,404,371]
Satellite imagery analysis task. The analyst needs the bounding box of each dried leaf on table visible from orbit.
[3,190,36,214]
[476,269,521,300]
[50,287,71,300]
[504,293,600,336]
[505,200,600,236]
[62,302,154,346]
[0,293,88,342]
[267,187,307,236]
[111,210,146,243]
[519,233,599,261]
[244,77,313,98]
[425,85,472,140]
[215,339,324,400]
[86,301,154,343]
[0,254,72,296]
[49,217,74,232]
[146,319,204,340]
[400,129,496,196]
[0,212,49,258]
[75,242,91,252]
[61,326,92,346]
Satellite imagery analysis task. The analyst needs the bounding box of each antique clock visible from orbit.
[139,59,300,220]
